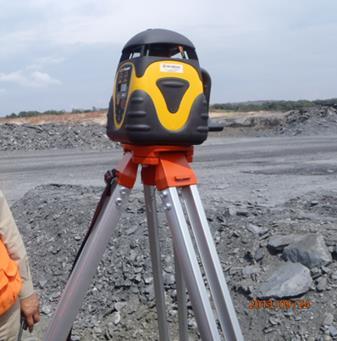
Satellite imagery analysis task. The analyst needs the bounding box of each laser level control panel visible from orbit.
[115,64,132,124]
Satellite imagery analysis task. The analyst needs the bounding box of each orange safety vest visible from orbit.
[0,239,22,315]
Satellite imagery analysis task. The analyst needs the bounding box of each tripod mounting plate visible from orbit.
[114,144,197,190]
[123,144,194,165]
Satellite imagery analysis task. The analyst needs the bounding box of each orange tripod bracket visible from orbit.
[115,145,197,190]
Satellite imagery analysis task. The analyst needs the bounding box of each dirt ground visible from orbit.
[1,107,337,340]
[0,110,282,126]
[0,110,108,125]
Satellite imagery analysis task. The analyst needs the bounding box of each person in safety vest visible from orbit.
[0,190,40,340]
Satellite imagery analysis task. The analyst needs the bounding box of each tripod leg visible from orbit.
[160,188,221,341]
[181,185,244,341]
[44,184,131,341]
[174,247,188,341]
[144,185,170,341]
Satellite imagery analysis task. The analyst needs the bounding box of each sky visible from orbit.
[0,0,336,116]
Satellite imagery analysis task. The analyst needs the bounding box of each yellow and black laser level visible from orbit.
[107,28,212,145]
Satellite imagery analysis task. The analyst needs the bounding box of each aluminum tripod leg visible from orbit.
[174,247,188,341]
[160,187,221,341]
[44,184,131,341]
[143,185,170,341]
[182,185,244,341]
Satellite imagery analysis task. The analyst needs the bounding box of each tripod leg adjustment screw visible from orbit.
[160,191,168,199]
[115,197,123,206]
[164,202,172,211]
[120,187,128,196]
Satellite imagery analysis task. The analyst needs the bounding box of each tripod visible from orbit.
[44,145,244,341]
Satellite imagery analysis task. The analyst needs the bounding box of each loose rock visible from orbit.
[255,262,312,299]
[322,313,334,326]
[329,326,337,338]
[282,234,332,268]
[316,277,328,292]
[267,234,305,252]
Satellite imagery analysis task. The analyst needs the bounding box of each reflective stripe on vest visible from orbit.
[0,239,22,315]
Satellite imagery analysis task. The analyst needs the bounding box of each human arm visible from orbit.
[0,190,40,331]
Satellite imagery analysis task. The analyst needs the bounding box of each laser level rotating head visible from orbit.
[107,28,211,146]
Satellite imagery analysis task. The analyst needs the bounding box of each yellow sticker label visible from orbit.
[160,63,184,73]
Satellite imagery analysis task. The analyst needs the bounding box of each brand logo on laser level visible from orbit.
[160,63,183,73]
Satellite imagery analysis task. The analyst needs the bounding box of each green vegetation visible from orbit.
[6,107,106,118]
[7,110,66,118]
[211,98,337,112]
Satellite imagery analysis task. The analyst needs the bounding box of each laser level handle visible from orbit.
[201,68,211,111]
[200,69,223,132]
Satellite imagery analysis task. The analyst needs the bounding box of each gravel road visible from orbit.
[1,135,337,206]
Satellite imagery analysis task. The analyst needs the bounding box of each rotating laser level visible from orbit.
[107,28,212,145]
[45,29,243,341]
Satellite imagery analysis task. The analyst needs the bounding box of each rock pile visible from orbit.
[1,105,337,152]
[0,123,116,151]
[278,106,337,136]
[12,185,337,340]
[216,105,337,137]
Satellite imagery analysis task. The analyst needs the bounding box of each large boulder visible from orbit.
[255,262,312,299]
[282,233,332,268]
[267,234,305,252]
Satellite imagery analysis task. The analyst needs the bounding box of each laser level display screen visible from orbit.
[115,65,132,124]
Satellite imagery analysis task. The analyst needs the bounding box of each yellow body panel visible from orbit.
[113,61,203,131]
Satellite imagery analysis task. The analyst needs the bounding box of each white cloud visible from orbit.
[30,71,61,86]
[0,0,213,47]
[0,29,38,58]
[0,88,6,94]
[27,56,65,71]
[37,56,65,64]
[0,70,61,88]
[2,0,337,46]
